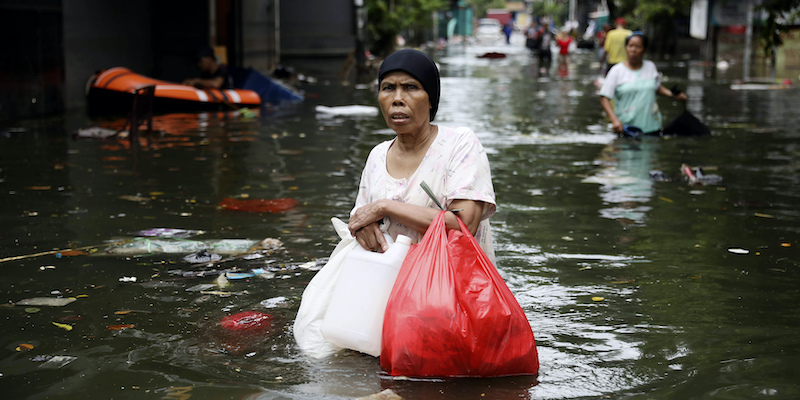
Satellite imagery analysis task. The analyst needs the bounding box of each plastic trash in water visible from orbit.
[225,271,255,280]
[131,228,205,238]
[196,311,274,355]
[220,311,273,332]
[38,355,77,369]
[478,52,506,59]
[74,126,121,139]
[681,164,723,186]
[218,198,298,213]
[16,298,77,307]
[315,105,379,117]
[183,249,222,264]
[209,311,274,355]
[106,238,260,255]
[186,283,217,292]
[260,296,287,308]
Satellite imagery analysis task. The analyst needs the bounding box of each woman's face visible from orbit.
[378,71,431,135]
[626,36,646,62]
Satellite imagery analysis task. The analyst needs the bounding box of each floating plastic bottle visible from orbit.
[321,234,412,357]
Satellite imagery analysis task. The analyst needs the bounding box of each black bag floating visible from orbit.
[663,110,710,136]
[663,86,710,137]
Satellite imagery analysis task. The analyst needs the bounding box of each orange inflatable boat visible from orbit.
[87,67,262,113]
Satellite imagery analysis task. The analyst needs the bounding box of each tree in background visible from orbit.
[758,0,800,60]
[529,0,567,27]
[366,0,446,57]
[612,0,692,59]
[466,0,506,20]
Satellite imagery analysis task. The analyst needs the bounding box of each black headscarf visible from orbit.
[378,49,440,122]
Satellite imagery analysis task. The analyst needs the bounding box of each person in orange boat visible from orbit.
[183,46,233,90]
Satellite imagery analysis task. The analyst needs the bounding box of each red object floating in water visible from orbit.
[219,198,298,213]
[478,52,506,59]
[220,311,273,332]
[106,324,135,331]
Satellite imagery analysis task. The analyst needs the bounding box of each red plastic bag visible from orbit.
[381,211,539,378]
[219,198,298,213]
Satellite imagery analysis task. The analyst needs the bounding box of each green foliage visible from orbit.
[466,0,506,19]
[366,0,447,56]
[758,0,800,58]
[529,0,566,25]
[613,0,692,30]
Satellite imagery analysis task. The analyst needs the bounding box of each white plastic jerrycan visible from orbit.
[321,233,412,356]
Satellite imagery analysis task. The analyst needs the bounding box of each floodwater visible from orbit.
[2,34,800,400]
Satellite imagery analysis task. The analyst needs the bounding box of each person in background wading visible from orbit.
[536,22,554,74]
[599,32,688,136]
[347,49,497,264]
[600,17,632,76]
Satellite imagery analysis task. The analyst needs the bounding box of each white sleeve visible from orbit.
[599,67,619,99]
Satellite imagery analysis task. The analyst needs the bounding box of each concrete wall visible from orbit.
[280,0,354,57]
[62,1,153,111]
[0,1,65,122]
[241,0,281,72]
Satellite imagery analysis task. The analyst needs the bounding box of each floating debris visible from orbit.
[356,389,403,400]
[225,271,255,280]
[183,249,222,264]
[220,311,272,332]
[315,105,379,116]
[16,297,77,307]
[219,198,298,213]
[16,343,34,352]
[478,52,506,59]
[186,283,218,292]
[260,296,287,308]
[199,290,247,297]
[74,126,122,139]
[39,355,77,369]
[728,248,750,255]
[216,274,230,288]
[106,324,135,331]
[681,164,723,186]
[131,228,205,238]
[106,238,261,255]
[52,322,73,331]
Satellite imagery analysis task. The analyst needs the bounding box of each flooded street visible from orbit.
[2,35,800,399]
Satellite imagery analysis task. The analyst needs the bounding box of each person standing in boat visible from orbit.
[347,49,497,263]
[599,31,687,136]
[183,46,233,90]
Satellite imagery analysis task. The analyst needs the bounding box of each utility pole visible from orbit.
[354,0,366,72]
[743,0,753,81]
[569,0,576,25]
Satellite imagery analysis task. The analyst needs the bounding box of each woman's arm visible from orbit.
[657,85,688,101]
[349,198,485,252]
[600,96,623,134]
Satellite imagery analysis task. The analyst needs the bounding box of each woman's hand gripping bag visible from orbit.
[293,217,356,359]
[380,211,539,377]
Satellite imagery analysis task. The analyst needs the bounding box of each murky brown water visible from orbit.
[2,34,800,399]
